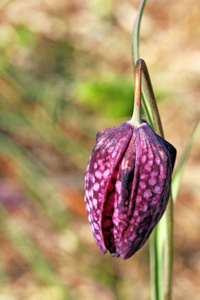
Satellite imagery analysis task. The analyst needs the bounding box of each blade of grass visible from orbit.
[172,121,200,202]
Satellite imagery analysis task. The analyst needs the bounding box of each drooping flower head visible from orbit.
[84,59,176,259]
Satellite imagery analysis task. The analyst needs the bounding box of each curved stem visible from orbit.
[131,60,142,125]
[141,65,164,137]
[132,0,154,128]
[132,0,163,137]
[131,59,164,136]
[131,59,173,300]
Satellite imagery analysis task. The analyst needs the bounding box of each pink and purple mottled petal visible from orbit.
[116,122,175,259]
[85,122,133,254]
[85,119,176,259]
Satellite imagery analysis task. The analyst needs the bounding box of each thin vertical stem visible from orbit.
[132,0,154,129]
[132,1,174,300]
[164,195,173,300]
[132,0,147,64]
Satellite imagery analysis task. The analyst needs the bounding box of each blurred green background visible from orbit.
[0,0,199,299]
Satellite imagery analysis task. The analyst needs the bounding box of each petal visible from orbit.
[156,135,176,172]
[115,122,175,259]
[84,122,133,254]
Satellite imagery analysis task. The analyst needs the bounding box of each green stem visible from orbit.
[150,222,164,300]
[132,1,173,300]
[164,195,173,300]
[132,0,146,64]
[131,59,142,125]
[131,59,164,136]
[132,0,154,129]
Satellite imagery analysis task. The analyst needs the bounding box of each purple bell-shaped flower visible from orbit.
[84,60,176,259]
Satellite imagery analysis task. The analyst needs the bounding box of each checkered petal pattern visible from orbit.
[84,120,176,259]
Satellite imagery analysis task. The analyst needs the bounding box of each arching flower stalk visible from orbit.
[84,59,176,259]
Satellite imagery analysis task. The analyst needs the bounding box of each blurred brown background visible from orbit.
[0,0,199,299]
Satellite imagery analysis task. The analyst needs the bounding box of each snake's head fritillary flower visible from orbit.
[84,59,176,259]
[84,120,176,259]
